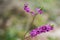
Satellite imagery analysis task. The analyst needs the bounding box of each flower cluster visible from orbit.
[30,24,53,37]
[24,3,54,37]
[24,3,43,15]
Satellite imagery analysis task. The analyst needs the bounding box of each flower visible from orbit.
[36,28,42,34]
[30,28,37,37]
[36,8,43,14]
[39,26,47,33]
[39,24,53,32]
[30,24,53,37]
[45,24,53,31]
[24,3,30,12]
[24,3,43,15]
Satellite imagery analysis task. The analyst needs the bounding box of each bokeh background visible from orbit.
[0,0,60,40]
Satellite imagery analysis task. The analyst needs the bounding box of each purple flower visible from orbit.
[24,3,30,12]
[30,24,54,37]
[30,28,37,37]
[24,3,43,15]
[24,7,30,12]
[36,28,42,34]
[45,24,53,31]
[39,26,47,33]
[39,24,53,32]
[36,8,43,14]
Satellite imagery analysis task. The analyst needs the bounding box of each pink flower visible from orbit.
[24,3,43,15]
[30,28,37,37]
[24,3,30,12]
[30,24,54,37]
[36,8,43,14]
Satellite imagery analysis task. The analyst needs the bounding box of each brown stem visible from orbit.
[24,13,38,38]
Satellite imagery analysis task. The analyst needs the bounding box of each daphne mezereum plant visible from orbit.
[24,3,54,38]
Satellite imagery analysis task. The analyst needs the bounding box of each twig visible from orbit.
[24,13,38,38]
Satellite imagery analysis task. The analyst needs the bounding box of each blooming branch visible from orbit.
[23,3,54,40]
[30,24,53,37]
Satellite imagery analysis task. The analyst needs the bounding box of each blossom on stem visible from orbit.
[24,3,30,12]
[24,3,43,15]
[30,24,53,37]
[30,28,38,37]
[36,8,43,14]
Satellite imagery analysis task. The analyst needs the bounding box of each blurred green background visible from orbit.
[0,0,60,40]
